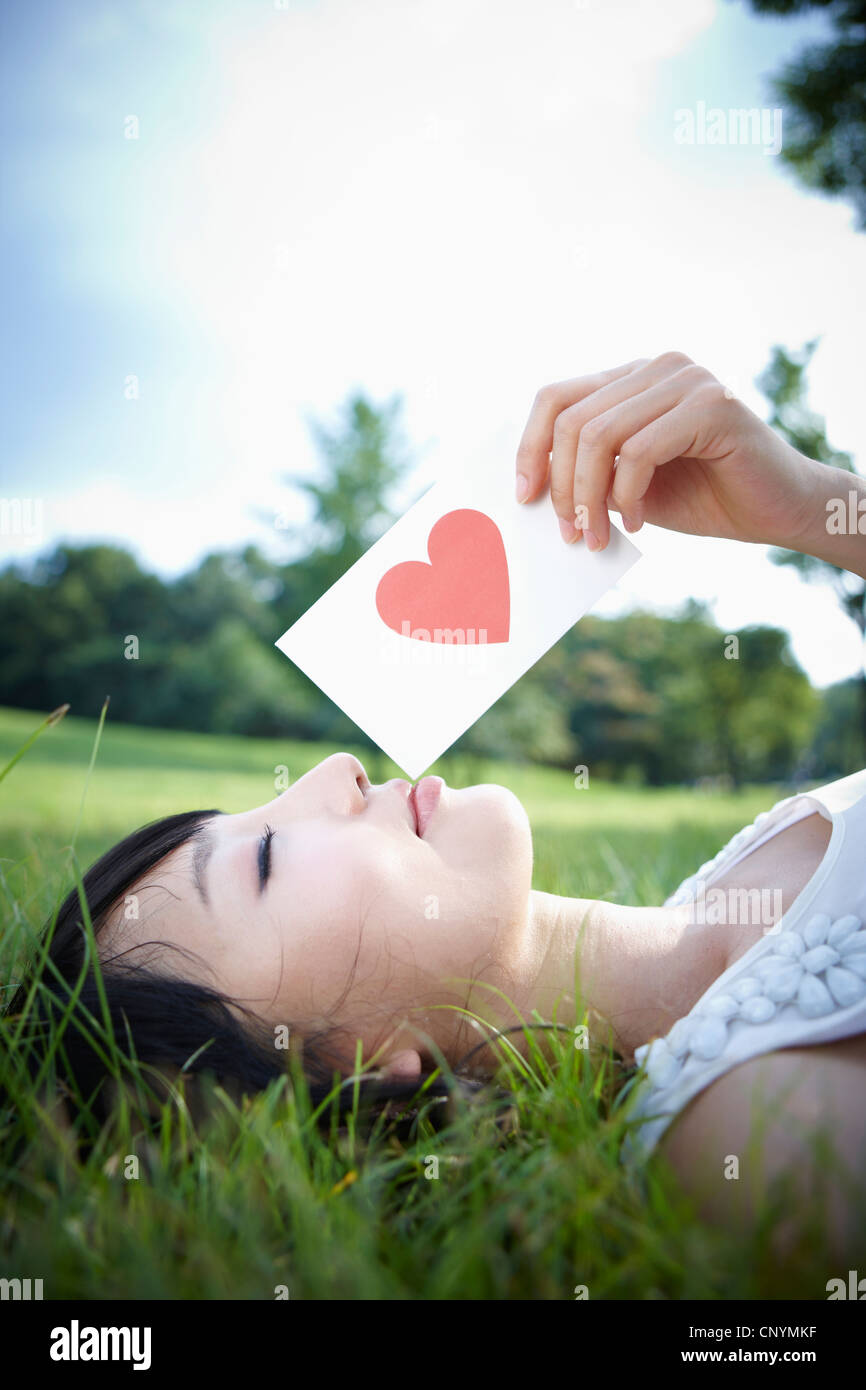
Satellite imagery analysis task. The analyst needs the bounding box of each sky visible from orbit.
[2,0,864,688]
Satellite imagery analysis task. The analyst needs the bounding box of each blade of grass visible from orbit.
[0,704,69,786]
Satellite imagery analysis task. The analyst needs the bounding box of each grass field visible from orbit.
[0,704,847,1299]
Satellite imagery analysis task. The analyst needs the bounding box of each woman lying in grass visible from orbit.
[9,352,866,1258]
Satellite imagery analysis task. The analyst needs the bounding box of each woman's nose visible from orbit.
[337,752,369,793]
[315,752,370,808]
[267,752,369,820]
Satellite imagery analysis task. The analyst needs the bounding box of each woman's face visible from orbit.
[100,754,534,1070]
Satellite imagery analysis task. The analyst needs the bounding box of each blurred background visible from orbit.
[2,0,865,787]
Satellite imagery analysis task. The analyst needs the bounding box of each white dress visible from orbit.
[621,767,866,1163]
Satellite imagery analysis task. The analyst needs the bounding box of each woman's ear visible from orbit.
[377,1048,423,1082]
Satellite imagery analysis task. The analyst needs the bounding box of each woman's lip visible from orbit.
[411,776,444,838]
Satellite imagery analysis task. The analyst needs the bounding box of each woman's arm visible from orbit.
[515,351,866,581]
[791,459,866,580]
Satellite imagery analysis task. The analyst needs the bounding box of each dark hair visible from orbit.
[3,810,481,1143]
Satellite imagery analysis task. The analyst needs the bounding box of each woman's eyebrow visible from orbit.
[191,823,216,906]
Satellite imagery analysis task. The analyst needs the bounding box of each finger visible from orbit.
[515,359,648,505]
[607,401,702,529]
[567,377,690,548]
[547,359,691,540]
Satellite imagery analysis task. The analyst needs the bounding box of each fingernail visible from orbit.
[516,475,529,503]
[621,513,638,532]
[559,517,577,543]
[585,530,600,551]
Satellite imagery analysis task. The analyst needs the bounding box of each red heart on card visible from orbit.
[376,508,510,644]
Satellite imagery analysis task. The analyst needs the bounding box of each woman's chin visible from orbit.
[439,781,532,874]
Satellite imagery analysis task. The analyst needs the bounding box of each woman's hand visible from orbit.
[515,351,866,578]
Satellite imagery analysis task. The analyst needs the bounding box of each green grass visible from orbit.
[0,705,850,1299]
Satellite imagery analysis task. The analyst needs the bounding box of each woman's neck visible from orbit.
[514,812,835,1062]
[517,890,729,1061]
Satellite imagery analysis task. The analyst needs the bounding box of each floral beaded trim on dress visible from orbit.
[633,913,865,1092]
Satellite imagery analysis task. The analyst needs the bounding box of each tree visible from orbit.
[756,341,865,755]
[518,605,819,785]
[0,545,171,720]
[812,676,865,775]
[741,0,866,227]
[280,392,414,615]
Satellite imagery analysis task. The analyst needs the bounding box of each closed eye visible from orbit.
[257,823,276,894]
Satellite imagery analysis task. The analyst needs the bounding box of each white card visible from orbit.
[275,458,641,778]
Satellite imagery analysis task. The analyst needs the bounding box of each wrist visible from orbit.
[791,456,866,579]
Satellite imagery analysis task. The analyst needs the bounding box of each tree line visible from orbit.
[0,531,859,786]
[2,343,862,786]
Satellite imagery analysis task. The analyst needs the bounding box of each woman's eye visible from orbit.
[257,824,276,892]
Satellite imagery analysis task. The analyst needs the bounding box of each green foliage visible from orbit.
[742,0,866,228]
[810,676,865,774]
[501,607,820,787]
[0,545,839,783]
[281,391,414,611]
[0,537,829,782]
[756,339,855,475]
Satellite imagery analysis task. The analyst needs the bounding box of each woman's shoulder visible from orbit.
[664,767,866,911]
[804,767,866,815]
